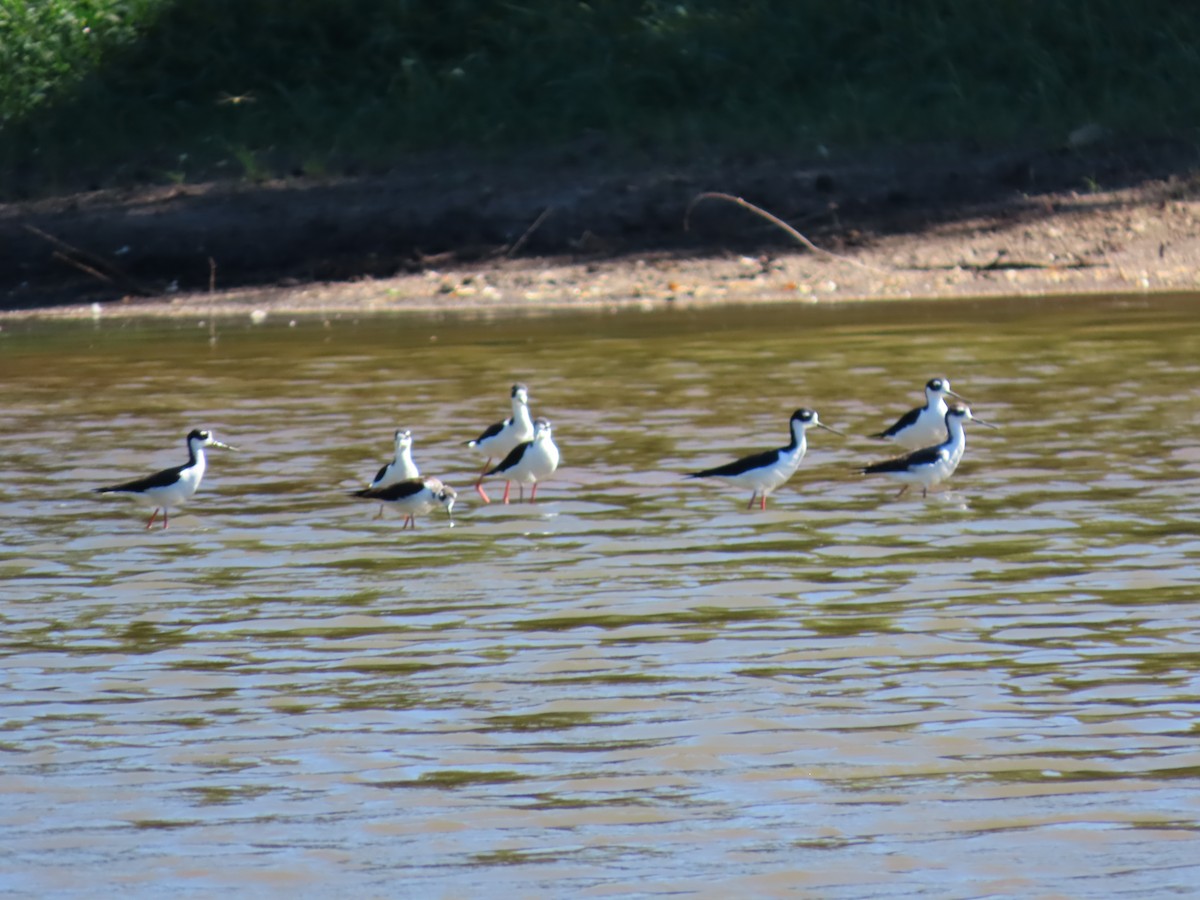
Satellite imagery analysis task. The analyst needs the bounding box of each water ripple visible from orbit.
[2,296,1200,896]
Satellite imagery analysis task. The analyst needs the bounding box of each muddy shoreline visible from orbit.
[4,140,1200,319]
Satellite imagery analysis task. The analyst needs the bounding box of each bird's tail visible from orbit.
[860,460,904,474]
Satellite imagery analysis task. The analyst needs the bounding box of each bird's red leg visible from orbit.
[746,492,757,510]
[474,460,492,504]
[760,494,767,511]
[530,483,538,503]
[502,481,512,504]
[163,509,169,529]
[145,509,159,529]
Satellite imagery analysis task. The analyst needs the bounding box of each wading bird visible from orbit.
[465,383,534,504]
[688,408,842,510]
[95,428,236,529]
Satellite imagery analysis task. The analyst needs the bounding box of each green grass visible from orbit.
[4,1,1200,198]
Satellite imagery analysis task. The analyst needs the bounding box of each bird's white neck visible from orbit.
[786,421,808,457]
[189,446,208,480]
[513,400,533,430]
[944,416,966,451]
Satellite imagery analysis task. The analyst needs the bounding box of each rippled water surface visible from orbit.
[3,295,1200,897]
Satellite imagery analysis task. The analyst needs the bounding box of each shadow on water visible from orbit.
[2,294,1200,896]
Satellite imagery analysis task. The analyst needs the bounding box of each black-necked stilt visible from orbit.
[860,403,996,497]
[465,383,535,504]
[687,408,843,510]
[482,417,560,503]
[869,377,967,450]
[369,428,420,489]
[94,428,236,529]
[352,476,457,529]
[364,428,422,519]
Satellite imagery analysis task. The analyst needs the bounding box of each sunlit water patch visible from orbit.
[2,295,1200,897]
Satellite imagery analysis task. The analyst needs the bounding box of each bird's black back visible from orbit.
[466,416,510,446]
[870,406,921,440]
[95,463,187,494]
[487,439,531,476]
[689,447,783,479]
[861,445,944,474]
[353,479,427,501]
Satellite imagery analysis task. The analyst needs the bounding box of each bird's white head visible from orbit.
[927,377,966,402]
[394,429,413,451]
[790,408,844,436]
[188,429,237,451]
[946,404,997,429]
[512,383,529,407]
[431,478,457,514]
[534,417,552,439]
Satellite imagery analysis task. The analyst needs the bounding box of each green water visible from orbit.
[2,295,1199,897]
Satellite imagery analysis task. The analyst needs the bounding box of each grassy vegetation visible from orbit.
[3,0,1200,198]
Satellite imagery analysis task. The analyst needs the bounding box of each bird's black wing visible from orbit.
[371,462,391,486]
[95,463,186,494]
[688,447,781,479]
[353,479,426,501]
[466,417,510,447]
[486,440,530,476]
[861,445,945,474]
[869,406,921,440]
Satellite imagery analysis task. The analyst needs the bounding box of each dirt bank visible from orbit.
[3,139,1200,318]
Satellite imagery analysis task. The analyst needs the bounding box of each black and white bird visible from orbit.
[482,417,560,503]
[362,428,422,519]
[687,408,843,510]
[95,428,236,529]
[869,377,967,450]
[465,383,534,503]
[369,428,420,489]
[860,403,996,497]
[352,476,457,529]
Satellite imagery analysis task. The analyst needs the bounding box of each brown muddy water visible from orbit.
[2,294,1199,897]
